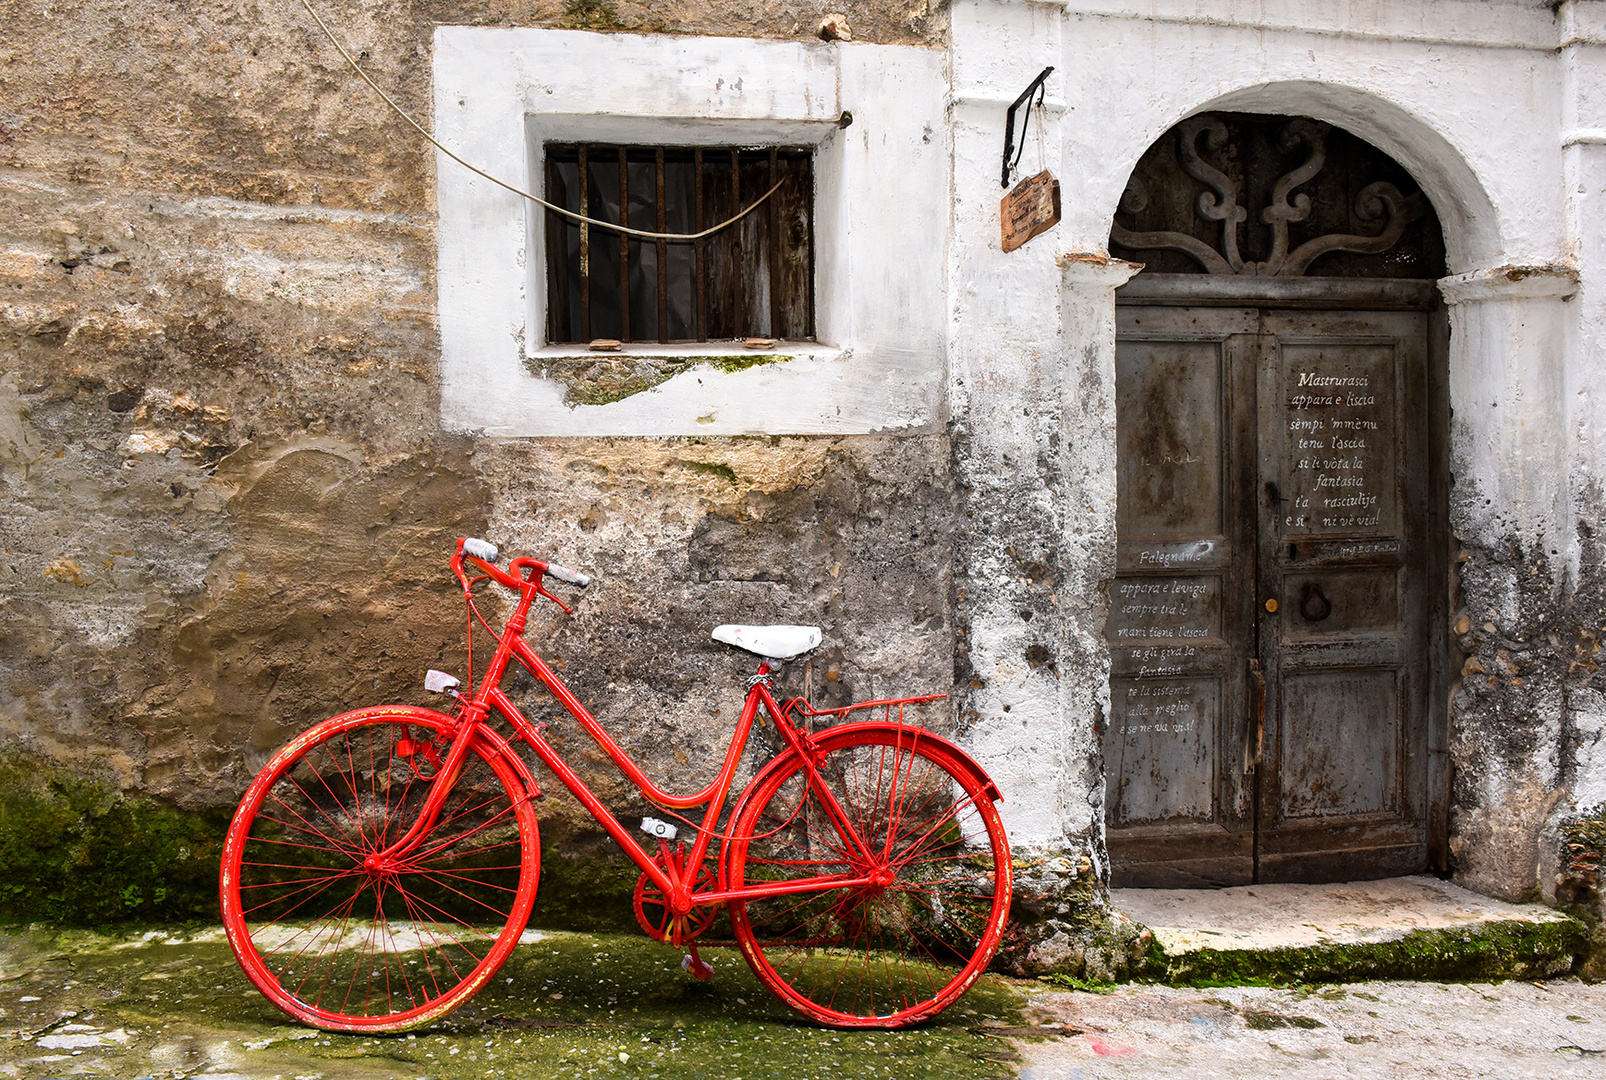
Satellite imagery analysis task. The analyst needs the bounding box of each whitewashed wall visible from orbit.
[948,0,1605,894]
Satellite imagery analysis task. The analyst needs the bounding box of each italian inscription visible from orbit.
[1108,575,1220,643]
[1120,679,1206,734]
[1108,676,1218,825]
[1133,539,1217,568]
[1282,347,1396,535]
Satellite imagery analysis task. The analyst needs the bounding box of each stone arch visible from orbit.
[1094,80,1501,275]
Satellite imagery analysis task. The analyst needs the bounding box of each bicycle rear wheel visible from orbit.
[220,706,539,1032]
[725,724,1011,1027]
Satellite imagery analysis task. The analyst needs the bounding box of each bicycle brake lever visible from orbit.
[535,581,573,615]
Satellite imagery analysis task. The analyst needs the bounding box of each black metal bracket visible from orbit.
[1002,66,1055,188]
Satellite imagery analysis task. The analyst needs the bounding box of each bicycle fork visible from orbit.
[362,708,488,873]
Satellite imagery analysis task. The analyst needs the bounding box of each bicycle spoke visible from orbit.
[260,788,362,858]
[238,869,362,923]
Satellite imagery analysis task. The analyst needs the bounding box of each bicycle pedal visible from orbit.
[681,951,714,981]
[640,816,678,841]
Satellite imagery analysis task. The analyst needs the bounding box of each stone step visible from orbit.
[1114,875,1587,985]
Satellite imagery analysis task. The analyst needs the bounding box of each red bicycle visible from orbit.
[219,538,1011,1032]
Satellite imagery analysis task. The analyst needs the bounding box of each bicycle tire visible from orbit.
[219,706,540,1032]
[725,723,1011,1027]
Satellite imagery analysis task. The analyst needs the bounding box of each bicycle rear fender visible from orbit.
[471,724,543,800]
[845,722,1002,802]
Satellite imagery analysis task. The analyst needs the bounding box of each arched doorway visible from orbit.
[1103,113,1450,887]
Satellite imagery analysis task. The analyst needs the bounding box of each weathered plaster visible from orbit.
[464,435,958,855]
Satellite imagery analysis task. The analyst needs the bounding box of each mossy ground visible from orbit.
[0,927,1028,1080]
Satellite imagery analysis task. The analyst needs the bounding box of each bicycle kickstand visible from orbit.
[680,946,714,982]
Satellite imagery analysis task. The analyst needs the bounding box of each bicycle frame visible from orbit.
[375,543,902,921]
[221,537,1011,1032]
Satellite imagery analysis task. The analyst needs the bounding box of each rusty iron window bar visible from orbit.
[545,144,815,345]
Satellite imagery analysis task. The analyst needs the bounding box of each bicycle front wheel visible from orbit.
[219,706,540,1032]
[726,725,1011,1027]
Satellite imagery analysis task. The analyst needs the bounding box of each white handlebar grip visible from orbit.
[546,563,592,588]
[462,537,499,562]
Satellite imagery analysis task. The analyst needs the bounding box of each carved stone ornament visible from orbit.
[1112,116,1431,277]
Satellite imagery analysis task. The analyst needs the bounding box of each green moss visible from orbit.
[0,756,229,925]
[1145,920,1586,988]
[1244,1009,1325,1029]
[709,353,794,374]
[533,356,690,406]
[525,851,641,934]
[681,460,740,485]
[2,926,1028,1080]
[558,0,622,30]
[527,352,794,407]
[1036,973,1116,993]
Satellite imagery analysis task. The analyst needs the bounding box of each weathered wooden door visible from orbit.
[1105,284,1447,886]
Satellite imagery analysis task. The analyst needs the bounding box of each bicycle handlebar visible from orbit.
[543,562,591,588]
[453,537,592,607]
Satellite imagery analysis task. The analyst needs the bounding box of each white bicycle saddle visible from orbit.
[711,624,822,660]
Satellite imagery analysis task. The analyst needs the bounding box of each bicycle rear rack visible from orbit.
[781,692,948,726]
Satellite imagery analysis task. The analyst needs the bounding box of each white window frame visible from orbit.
[434,27,948,437]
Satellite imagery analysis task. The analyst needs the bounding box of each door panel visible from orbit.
[1279,669,1399,818]
[1276,340,1401,537]
[1107,303,1436,886]
[1115,339,1229,539]
[1255,310,1429,882]
[1106,307,1257,887]
[1106,676,1219,825]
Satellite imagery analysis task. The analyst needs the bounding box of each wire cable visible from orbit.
[297,0,785,240]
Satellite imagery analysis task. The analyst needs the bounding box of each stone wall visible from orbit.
[0,0,951,924]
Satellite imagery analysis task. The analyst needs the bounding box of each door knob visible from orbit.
[1264,598,1278,613]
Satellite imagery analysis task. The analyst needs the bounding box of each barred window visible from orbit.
[544,145,814,344]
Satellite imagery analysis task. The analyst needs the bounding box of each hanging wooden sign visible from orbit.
[1001,170,1061,253]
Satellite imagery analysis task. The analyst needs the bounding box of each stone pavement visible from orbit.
[1016,878,1600,1079]
[1016,978,1605,1080]
[1,922,1601,1080]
